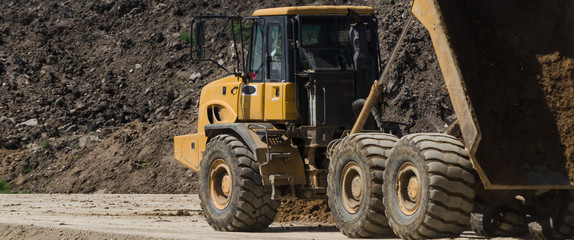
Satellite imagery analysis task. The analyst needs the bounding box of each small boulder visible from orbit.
[19,118,38,127]
[189,72,202,81]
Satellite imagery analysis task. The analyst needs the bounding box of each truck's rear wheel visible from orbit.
[529,190,574,240]
[199,134,279,231]
[328,133,397,238]
[383,133,475,239]
[470,205,528,238]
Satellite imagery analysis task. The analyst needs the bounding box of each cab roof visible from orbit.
[252,6,375,16]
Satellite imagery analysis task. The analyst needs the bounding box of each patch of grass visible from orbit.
[140,159,148,169]
[183,83,193,90]
[0,179,11,194]
[179,32,193,44]
[383,0,401,5]
[41,138,52,150]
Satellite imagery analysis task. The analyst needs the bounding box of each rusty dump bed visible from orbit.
[412,0,574,189]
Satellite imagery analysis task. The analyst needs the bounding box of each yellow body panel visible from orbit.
[264,82,298,120]
[174,75,241,171]
[173,133,205,172]
[175,75,301,173]
[197,76,242,129]
[253,6,374,16]
[238,83,265,120]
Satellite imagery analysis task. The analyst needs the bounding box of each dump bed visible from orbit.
[412,0,574,189]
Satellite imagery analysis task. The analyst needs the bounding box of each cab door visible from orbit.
[264,22,290,120]
[263,19,297,120]
[239,21,265,120]
[240,17,297,121]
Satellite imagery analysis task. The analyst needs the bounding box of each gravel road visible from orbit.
[0,194,486,240]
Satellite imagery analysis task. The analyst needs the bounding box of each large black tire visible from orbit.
[328,133,398,238]
[529,190,574,240]
[470,205,528,238]
[383,133,475,239]
[199,134,279,231]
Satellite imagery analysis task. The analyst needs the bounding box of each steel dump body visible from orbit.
[412,0,574,189]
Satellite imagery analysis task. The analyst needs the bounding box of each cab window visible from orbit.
[248,24,264,82]
[267,25,283,81]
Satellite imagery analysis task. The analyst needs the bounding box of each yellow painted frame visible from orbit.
[253,6,374,16]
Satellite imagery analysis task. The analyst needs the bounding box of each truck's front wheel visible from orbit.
[199,134,279,231]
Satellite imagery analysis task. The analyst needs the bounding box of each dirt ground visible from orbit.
[0,194,492,240]
[0,194,349,240]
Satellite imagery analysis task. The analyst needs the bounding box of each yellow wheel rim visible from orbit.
[341,161,363,214]
[396,162,421,216]
[209,159,232,210]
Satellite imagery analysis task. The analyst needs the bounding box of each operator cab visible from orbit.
[190,6,381,131]
[249,6,381,128]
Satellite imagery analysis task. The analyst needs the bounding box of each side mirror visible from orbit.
[195,20,206,59]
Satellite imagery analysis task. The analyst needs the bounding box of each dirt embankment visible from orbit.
[0,0,303,193]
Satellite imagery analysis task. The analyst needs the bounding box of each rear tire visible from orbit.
[383,133,475,239]
[328,133,397,238]
[470,205,528,238]
[529,190,574,240]
[199,134,279,231]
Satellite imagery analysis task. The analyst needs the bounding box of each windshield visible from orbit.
[299,16,377,48]
[297,15,379,71]
[300,17,350,47]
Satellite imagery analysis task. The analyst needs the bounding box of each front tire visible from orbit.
[199,134,279,231]
[328,133,397,238]
[383,133,475,239]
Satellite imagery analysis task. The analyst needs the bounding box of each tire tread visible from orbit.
[384,133,475,239]
[328,133,398,238]
[199,134,279,232]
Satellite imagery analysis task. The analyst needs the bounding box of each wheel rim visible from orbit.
[396,162,421,216]
[341,161,363,214]
[209,159,232,210]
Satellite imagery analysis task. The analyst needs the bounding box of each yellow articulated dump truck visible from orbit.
[174,0,574,239]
